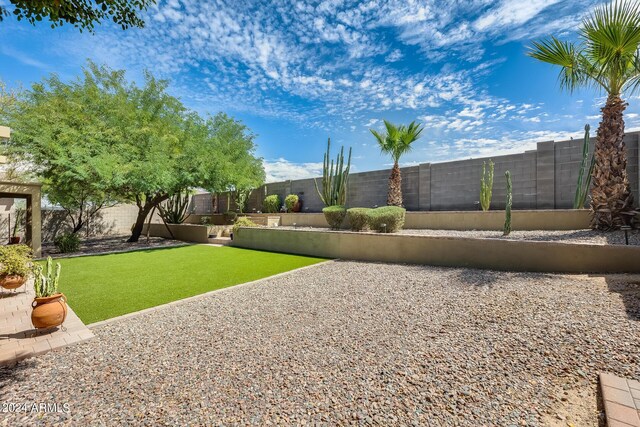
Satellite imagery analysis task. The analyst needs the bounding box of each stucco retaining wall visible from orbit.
[232,228,640,273]
[141,223,209,243]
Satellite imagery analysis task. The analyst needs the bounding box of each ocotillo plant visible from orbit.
[480,160,494,211]
[158,190,191,224]
[503,171,512,236]
[314,138,352,206]
[573,124,595,209]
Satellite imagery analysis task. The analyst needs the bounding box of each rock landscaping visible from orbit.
[41,235,186,258]
[1,261,638,425]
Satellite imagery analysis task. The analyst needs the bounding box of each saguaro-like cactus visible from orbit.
[573,124,595,209]
[503,171,512,236]
[480,160,494,211]
[314,138,352,206]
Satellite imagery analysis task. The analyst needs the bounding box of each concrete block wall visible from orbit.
[192,131,640,214]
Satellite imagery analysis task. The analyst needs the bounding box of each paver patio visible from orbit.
[0,282,93,366]
[0,261,638,425]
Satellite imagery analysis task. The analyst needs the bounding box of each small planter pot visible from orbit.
[0,274,27,290]
[31,293,67,329]
[293,200,303,213]
[9,236,20,245]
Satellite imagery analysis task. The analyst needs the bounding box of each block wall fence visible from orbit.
[193,131,640,214]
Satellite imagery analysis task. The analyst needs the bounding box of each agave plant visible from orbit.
[370,120,424,206]
[528,0,640,229]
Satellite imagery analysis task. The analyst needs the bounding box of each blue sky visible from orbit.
[1,0,638,182]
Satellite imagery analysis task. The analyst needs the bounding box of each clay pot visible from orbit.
[0,274,27,290]
[31,293,67,329]
[293,200,303,213]
[9,236,20,244]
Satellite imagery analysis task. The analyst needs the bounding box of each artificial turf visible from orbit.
[52,245,326,324]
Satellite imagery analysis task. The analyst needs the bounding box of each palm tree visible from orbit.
[370,120,424,206]
[528,0,640,230]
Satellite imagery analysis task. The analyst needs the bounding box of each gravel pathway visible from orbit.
[41,235,186,258]
[1,261,638,426]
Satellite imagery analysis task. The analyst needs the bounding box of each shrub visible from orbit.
[347,208,371,231]
[232,216,258,234]
[0,244,32,277]
[54,232,81,253]
[284,194,298,212]
[263,195,281,213]
[200,216,211,225]
[367,206,406,233]
[323,205,347,229]
[223,211,237,223]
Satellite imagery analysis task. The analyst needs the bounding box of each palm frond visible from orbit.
[528,37,588,93]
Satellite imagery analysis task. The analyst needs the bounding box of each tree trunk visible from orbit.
[128,194,169,242]
[590,95,634,230]
[387,162,403,207]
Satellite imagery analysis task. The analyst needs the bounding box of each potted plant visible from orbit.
[9,206,25,244]
[0,244,32,290]
[31,257,67,329]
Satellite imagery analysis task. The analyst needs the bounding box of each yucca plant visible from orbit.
[33,257,61,298]
[370,120,424,206]
[158,190,191,224]
[528,0,640,229]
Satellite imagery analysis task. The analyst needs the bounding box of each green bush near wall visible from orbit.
[323,205,347,229]
[263,195,281,213]
[347,208,371,231]
[367,206,406,233]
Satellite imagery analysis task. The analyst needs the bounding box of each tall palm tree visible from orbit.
[528,0,640,230]
[370,120,424,206]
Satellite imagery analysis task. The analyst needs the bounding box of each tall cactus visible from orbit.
[503,170,512,236]
[314,138,352,206]
[33,257,61,298]
[480,160,494,211]
[573,124,595,209]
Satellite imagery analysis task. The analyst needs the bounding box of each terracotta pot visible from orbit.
[293,200,303,213]
[0,274,27,290]
[9,236,20,244]
[31,293,67,329]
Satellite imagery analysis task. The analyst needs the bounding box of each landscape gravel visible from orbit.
[42,235,186,258]
[1,261,639,426]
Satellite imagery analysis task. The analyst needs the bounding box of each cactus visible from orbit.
[314,138,352,207]
[480,160,494,211]
[503,171,512,236]
[33,257,61,298]
[158,190,191,224]
[573,124,595,209]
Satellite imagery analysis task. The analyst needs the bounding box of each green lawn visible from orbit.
[52,245,326,324]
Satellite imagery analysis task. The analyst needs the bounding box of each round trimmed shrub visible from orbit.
[323,205,347,229]
[263,195,281,213]
[54,232,81,253]
[223,211,237,224]
[347,208,371,231]
[367,206,406,233]
[284,194,298,212]
[232,217,258,234]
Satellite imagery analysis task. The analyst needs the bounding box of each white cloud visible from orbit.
[473,0,561,32]
[263,158,324,182]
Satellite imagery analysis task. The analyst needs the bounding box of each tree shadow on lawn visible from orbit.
[596,274,640,321]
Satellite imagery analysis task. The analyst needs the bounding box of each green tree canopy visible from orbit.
[5,61,265,240]
[0,0,156,32]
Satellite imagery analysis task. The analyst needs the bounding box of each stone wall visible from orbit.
[193,131,640,213]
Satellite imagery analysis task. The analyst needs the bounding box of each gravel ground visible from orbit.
[279,226,640,245]
[41,235,186,258]
[1,261,639,426]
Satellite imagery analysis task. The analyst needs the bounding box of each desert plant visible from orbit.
[284,194,299,212]
[233,188,252,214]
[480,160,494,211]
[323,205,347,229]
[503,171,512,236]
[370,120,424,206]
[54,232,81,253]
[223,211,237,223]
[347,208,371,231]
[528,1,640,229]
[33,257,61,298]
[232,216,258,234]
[367,206,406,233]
[0,244,32,277]
[11,205,25,238]
[158,191,191,224]
[573,124,596,209]
[200,216,211,225]
[263,195,281,213]
[314,138,352,207]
